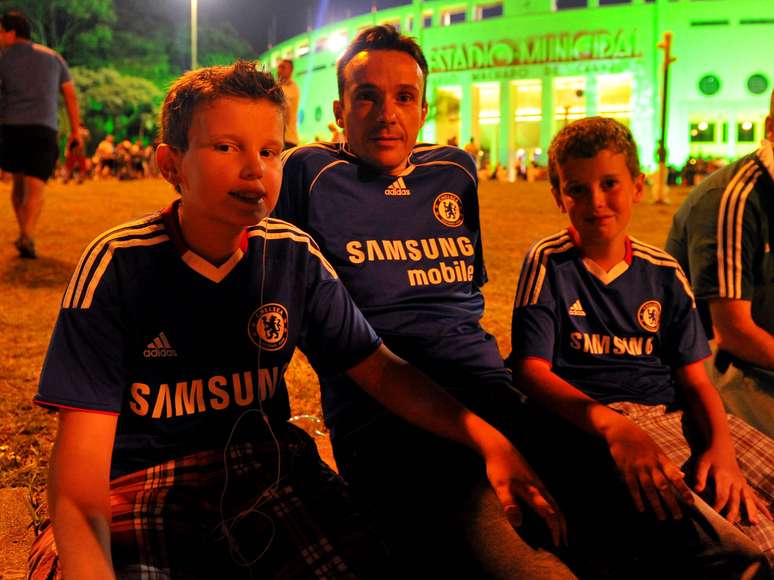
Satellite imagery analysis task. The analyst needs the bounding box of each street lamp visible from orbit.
[191,0,198,70]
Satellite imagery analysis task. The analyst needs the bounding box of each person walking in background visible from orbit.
[666,89,774,438]
[0,10,83,258]
[277,58,300,149]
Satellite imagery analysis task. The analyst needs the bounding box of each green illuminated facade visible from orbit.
[261,0,773,173]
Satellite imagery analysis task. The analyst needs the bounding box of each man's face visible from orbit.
[0,27,14,49]
[334,49,427,175]
[277,61,292,82]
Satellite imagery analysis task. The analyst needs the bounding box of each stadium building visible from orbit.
[261,0,773,174]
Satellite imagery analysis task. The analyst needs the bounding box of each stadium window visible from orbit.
[423,12,433,28]
[747,73,769,95]
[406,15,414,32]
[737,121,756,143]
[380,18,400,31]
[295,42,310,58]
[555,0,588,10]
[689,121,716,143]
[441,8,467,26]
[600,0,631,4]
[475,2,503,20]
[314,37,327,53]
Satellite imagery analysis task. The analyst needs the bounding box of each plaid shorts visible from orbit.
[29,424,388,579]
[609,401,774,564]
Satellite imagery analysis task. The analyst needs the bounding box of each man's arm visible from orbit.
[514,357,694,521]
[709,298,774,370]
[675,361,771,524]
[347,344,567,546]
[48,409,116,579]
[60,81,84,151]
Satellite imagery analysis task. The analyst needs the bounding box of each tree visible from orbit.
[70,67,163,148]
[1,0,116,66]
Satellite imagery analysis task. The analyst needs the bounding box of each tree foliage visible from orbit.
[2,0,259,144]
[71,67,163,147]
[0,0,116,66]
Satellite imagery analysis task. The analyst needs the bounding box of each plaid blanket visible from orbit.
[29,423,387,579]
[609,401,774,564]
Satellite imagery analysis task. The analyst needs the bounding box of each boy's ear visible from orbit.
[333,101,344,129]
[155,144,183,191]
[633,172,646,203]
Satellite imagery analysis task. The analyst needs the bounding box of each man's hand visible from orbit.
[484,442,567,547]
[694,446,773,524]
[69,131,85,155]
[604,419,695,520]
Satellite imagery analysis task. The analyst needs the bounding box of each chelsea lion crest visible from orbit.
[433,193,464,227]
[248,303,289,351]
[637,300,661,333]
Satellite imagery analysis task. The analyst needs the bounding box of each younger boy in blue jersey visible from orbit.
[509,116,773,575]
[29,61,563,579]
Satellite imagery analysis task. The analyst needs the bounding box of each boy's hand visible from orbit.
[484,444,568,547]
[605,420,695,520]
[695,446,773,525]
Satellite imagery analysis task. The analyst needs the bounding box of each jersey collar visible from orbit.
[567,225,633,285]
[341,143,416,177]
[161,199,248,283]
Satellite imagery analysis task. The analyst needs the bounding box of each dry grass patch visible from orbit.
[0,176,689,521]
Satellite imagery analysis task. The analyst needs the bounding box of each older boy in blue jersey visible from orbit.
[28,61,563,579]
[275,25,573,579]
[509,116,773,575]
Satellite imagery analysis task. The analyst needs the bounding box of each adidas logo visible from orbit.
[143,331,177,358]
[568,299,586,317]
[384,177,411,196]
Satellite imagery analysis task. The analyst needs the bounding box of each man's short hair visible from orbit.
[160,60,285,152]
[1,10,31,39]
[336,25,429,104]
[548,116,641,191]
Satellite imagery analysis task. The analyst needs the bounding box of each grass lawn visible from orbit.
[0,175,689,523]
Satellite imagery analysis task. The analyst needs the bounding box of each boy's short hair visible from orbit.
[1,10,31,39]
[548,116,641,191]
[336,25,429,105]
[160,60,285,151]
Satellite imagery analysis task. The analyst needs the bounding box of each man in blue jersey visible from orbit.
[509,116,772,576]
[275,25,573,578]
[666,90,774,438]
[0,10,83,258]
[29,61,564,579]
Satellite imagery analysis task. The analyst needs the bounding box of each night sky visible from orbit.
[193,0,412,54]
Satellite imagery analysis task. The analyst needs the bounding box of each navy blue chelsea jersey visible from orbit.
[36,201,380,478]
[511,229,710,405]
[274,142,487,336]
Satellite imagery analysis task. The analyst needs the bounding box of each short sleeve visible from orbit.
[298,252,381,376]
[661,270,712,368]
[509,248,559,364]
[57,52,72,85]
[685,186,760,302]
[36,264,127,414]
[274,149,311,228]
